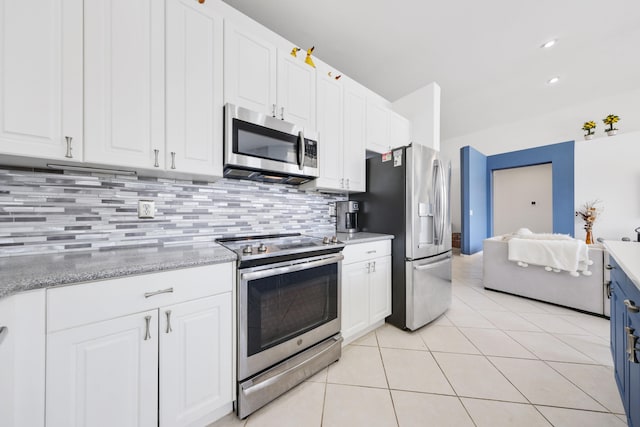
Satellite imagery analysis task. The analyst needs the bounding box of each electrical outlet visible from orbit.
[138,200,155,219]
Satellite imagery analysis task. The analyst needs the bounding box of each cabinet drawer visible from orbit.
[342,240,391,265]
[47,263,233,333]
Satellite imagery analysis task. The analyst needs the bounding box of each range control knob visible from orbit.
[322,236,330,244]
[258,243,268,253]
[242,245,253,254]
[331,236,338,244]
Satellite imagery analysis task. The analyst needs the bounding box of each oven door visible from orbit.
[238,253,342,381]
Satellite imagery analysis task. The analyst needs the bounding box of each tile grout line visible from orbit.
[374,328,401,427]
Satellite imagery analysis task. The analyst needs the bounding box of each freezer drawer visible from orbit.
[405,252,452,331]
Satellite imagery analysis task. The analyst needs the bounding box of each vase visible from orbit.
[584,134,594,140]
[607,129,618,136]
[585,229,594,245]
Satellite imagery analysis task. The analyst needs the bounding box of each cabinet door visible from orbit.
[224,21,277,115]
[628,308,640,427]
[365,100,390,154]
[611,276,628,408]
[314,66,343,190]
[341,262,370,342]
[84,0,165,170]
[369,256,392,323]
[166,0,223,178]
[277,51,316,129]
[343,81,367,192]
[0,290,46,427]
[0,0,82,161]
[46,310,158,427]
[160,293,232,427]
[390,111,411,149]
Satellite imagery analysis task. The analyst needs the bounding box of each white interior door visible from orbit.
[492,163,553,236]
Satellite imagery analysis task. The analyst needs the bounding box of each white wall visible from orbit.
[441,88,640,238]
[392,82,441,150]
[574,131,640,241]
[493,163,553,236]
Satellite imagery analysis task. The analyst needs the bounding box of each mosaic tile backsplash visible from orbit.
[0,167,345,257]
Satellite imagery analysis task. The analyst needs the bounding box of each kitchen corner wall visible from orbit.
[0,166,345,257]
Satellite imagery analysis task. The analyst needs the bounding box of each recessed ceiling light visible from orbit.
[541,39,557,49]
[547,76,560,85]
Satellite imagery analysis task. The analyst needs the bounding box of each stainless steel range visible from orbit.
[217,233,344,418]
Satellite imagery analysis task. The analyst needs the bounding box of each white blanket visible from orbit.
[507,234,592,277]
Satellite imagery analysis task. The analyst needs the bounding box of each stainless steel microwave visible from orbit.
[223,103,319,185]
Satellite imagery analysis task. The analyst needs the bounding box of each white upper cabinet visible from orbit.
[83,0,165,170]
[302,68,364,193]
[166,0,224,178]
[223,18,316,129]
[366,95,412,154]
[224,20,277,116]
[0,0,82,162]
[276,49,316,129]
[342,79,367,192]
[389,111,412,150]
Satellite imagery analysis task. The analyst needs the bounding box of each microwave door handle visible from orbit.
[297,131,305,171]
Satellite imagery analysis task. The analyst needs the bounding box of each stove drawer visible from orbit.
[47,263,233,332]
[342,239,391,265]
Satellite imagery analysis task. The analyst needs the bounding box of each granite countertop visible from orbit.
[337,232,394,245]
[604,240,640,290]
[0,242,237,299]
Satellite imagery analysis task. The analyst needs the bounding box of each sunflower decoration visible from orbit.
[603,114,620,132]
[581,121,596,136]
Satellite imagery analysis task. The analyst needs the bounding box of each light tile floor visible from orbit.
[211,252,626,427]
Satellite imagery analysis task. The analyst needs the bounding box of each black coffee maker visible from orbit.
[336,201,359,233]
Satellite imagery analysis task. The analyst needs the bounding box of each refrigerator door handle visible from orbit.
[414,257,452,271]
[433,160,445,245]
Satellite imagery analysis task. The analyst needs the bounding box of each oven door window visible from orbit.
[246,263,338,357]
[234,119,299,165]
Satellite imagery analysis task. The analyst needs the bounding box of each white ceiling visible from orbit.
[222,0,640,140]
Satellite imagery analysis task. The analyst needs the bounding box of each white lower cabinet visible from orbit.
[45,263,234,427]
[341,240,392,344]
[0,290,46,427]
[160,294,232,427]
[46,310,159,427]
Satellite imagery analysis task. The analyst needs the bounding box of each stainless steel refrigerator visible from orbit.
[352,144,452,330]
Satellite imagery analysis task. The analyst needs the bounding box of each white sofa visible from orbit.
[482,237,607,316]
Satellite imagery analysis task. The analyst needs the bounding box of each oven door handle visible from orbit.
[241,254,344,281]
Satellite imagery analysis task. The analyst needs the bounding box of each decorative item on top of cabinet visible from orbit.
[603,114,620,136]
[582,120,596,140]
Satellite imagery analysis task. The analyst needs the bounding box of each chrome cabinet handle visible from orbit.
[153,149,160,167]
[624,299,640,313]
[626,326,639,363]
[272,104,277,118]
[366,250,377,254]
[165,310,173,334]
[144,315,152,341]
[144,287,174,298]
[340,178,344,188]
[606,264,614,270]
[606,281,612,298]
[371,261,376,273]
[366,262,371,273]
[0,326,7,341]
[65,136,73,158]
[170,152,176,169]
[345,178,350,189]
[280,107,285,120]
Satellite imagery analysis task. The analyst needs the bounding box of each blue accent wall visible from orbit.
[460,141,575,255]
[461,146,488,254]
[486,141,575,237]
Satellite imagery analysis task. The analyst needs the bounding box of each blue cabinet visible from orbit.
[610,256,640,427]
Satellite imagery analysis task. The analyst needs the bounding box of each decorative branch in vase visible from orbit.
[582,121,596,140]
[575,200,602,244]
[603,114,620,136]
